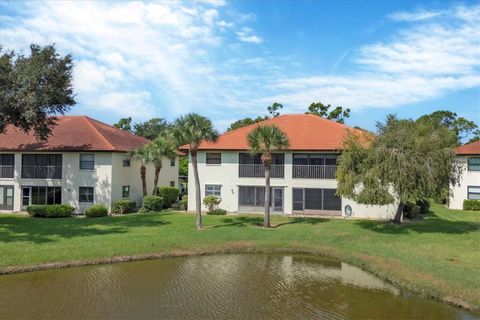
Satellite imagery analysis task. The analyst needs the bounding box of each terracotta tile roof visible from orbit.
[456,141,480,155]
[0,116,150,152]
[180,114,371,151]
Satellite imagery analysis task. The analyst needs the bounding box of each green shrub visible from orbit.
[207,208,227,215]
[463,199,480,211]
[27,205,74,218]
[112,198,136,214]
[85,204,109,218]
[140,195,164,212]
[157,187,179,208]
[416,199,430,214]
[203,195,221,212]
[179,198,188,211]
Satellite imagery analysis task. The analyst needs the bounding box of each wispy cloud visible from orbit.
[236,27,263,44]
[388,9,443,21]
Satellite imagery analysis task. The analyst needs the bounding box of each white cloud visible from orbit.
[236,27,263,44]
[388,9,442,21]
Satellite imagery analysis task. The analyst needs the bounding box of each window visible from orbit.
[170,181,175,187]
[205,185,221,197]
[0,186,14,210]
[22,154,62,179]
[80,154,95,170]
[206,153,221,165]
[122,185,130,198]
[123,156,131,167]
[468,186,480,200]
[0,154,14,178]
[292,188,341,211]
[468,157,480,171]
[170,158,175,166]
[28,186,61,205]
[79,187,94,203]
[238,186,266,207]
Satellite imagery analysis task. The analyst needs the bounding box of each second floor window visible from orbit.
[22,154,62,179]
[80,154,95,170]
[0,154,14,179]
[468,157,480,171]
[123,156,131,167]
[206,153,221,165]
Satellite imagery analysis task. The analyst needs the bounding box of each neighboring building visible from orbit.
[449,141,480,210]
[180,114,397,220]
[0,116,179,213]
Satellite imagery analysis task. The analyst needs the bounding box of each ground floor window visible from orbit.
[22,186,61,206]
[0,186,14,210]
[79,187,94,203]
[292,188,341,211]
[239,186,265,207]
[170,181,175,187]
[122,185,130,198]
[467,186,480,200]
[205,184,221,197]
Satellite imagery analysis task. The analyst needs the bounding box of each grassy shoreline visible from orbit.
[0,204,479,312]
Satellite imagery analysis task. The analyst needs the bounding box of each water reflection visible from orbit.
[0,254,476,319]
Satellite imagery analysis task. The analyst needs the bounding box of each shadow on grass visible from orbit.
[0,213,170,244]
[212,216,328,229]
[356,213,479,235]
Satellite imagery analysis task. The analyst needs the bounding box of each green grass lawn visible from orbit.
[0,203,479,311]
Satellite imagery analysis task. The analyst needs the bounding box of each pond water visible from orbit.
[0,254,476,319]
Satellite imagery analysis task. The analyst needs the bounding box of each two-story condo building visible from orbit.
[449,141,480,209]
[181,114,397,219]
[0,116,178,213]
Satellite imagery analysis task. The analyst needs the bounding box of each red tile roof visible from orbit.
[0,116,150,152]
[180,114,371,151]
[456,141,480,155]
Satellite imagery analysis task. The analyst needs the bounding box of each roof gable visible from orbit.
[0,116,150,152]
[180,114,370,151]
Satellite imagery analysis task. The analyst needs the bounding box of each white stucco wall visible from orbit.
[449,156,480,210]
[0,151,179,213]
[187,151,396,220]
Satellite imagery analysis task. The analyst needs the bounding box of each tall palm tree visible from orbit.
[247,125,289,228]
[148,134,177,195]
[171,113,218,229]
[130,146,151,197]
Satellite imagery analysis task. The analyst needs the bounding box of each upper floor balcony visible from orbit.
[292,164,337,179]
[238,164,285,178]
[0,165,14,179]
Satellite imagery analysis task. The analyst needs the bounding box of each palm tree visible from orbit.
[148,134,177,195]
[171,113,218,229]
[130,146,151,197]
[247,125,289,228]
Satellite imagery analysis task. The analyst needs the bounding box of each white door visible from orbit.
[272,187,283,213]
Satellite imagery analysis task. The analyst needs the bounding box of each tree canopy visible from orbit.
[306,102,350,123]
[134,118,170,140]
[227,116,269,132]
[336,115,460,224]
[113,117,132,131]
[416,110,477,145]
[0,44,75,140]
[267,102,283,117]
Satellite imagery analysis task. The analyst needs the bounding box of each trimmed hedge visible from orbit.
[207,208,227,215]
[463,199,480,211]
[112,198,136,214]
[85,204,109,218]
[157,187,179,208]
[27,205,74,218]
[140,195,164,212]
[179,198,188,211]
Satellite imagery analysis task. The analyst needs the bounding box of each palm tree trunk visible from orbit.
[393,201,404,224]
[191,151,202,229]
[140,165,147,197]
[152,163,162,195]
[264,164,271,228]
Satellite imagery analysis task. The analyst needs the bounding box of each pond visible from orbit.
[0,254,476,319]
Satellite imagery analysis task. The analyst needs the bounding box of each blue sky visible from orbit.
[0,0,479,133]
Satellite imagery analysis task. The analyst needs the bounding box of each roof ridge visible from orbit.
[82,116,116,151]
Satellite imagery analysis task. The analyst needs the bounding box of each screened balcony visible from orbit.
[292,153,338,179]
[238,153,284,178]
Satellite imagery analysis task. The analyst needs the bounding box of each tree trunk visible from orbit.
[264,164,271,228]
[191,150,202,229]
[152,163,162,195]
[393,201,404,224]
[140,165,147,197]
